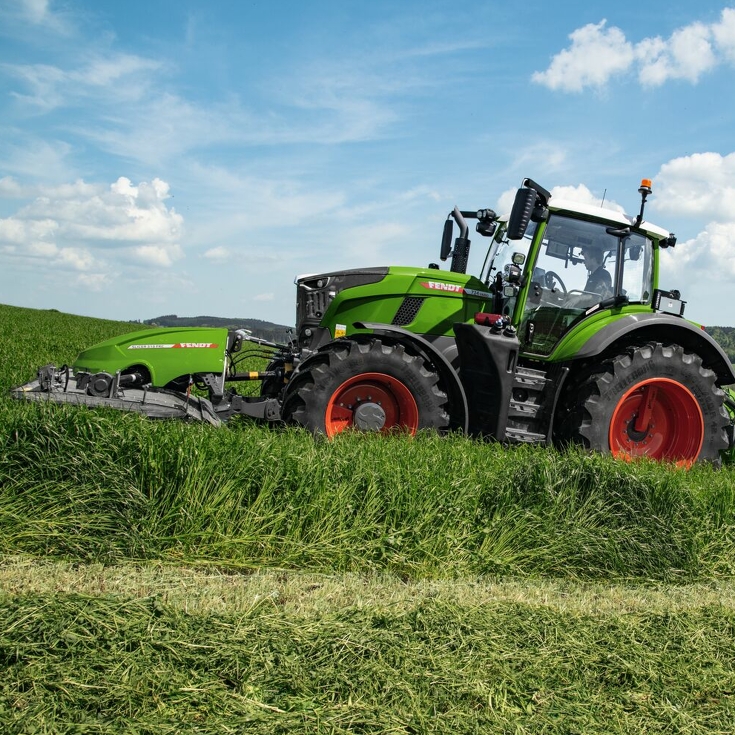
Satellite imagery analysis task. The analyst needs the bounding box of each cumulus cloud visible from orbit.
[549,184,625,212]
[532,21,635,92]
[534,9,735,92]
[0,176,184,278]
[713,8,735,61]
[655,151,735,280]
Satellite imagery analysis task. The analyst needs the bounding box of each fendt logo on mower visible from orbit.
[420,282,493,299]
[127,343,219,350]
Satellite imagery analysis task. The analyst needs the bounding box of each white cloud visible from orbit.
[638,23,716,86]
[550,184,625,212]
[495,183,623,215]
[203,246,231,262]
[655,151,735,283]
[0,177,185,278]
[0,140,75,183]
[713,8,735,62]
[75,272,111,292]
[532,21,635,92]
[654,152,735,220]
[534,9,735,92]
[130,244,183,267]
[57,247,96,271]
[253,292,275,301]
[5,0,72,34]
[2,53,164,112]
[0,177,26,198]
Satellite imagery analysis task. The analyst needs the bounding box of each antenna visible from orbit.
[600,188,607,207]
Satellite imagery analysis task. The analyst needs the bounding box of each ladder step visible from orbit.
[505,427,547,444]
[508,400,540,418]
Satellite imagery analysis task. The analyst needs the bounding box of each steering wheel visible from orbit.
[544,270,567,294]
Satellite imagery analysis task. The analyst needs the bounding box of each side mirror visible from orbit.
[440,219,453,261]
[507,187,536,240]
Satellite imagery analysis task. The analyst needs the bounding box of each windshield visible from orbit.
[491,213,654,354]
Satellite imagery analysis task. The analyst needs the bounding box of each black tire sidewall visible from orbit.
[286,339,449,434]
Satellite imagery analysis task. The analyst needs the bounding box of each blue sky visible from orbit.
[1,0,735,327]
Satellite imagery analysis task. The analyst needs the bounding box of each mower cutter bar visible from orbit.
[11,368,222,427]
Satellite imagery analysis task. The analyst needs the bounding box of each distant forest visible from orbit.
[142,315,293,343]
[706,327,735,364]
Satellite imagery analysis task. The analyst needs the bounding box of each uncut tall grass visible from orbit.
[2,399,735,580]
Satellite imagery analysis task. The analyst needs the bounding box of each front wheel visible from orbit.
[558,342,729,466]
[282,338,450,437]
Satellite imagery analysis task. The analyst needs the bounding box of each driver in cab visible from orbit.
[581,246,612,299]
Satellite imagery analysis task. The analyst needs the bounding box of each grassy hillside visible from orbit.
[2,302,735,733]
[0,304,148,393]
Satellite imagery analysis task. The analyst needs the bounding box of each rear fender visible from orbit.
[572,314,735,386]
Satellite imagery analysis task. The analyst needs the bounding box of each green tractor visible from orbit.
[13,177,735,465]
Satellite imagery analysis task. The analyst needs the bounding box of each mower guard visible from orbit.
[11,366,222,426]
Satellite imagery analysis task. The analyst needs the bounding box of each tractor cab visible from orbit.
[486,179,670,357]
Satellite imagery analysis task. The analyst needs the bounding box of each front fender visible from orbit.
[352,321,468,432]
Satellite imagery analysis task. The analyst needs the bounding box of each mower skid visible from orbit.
[11,370,222,426]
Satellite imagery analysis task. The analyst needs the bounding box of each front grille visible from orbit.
[305,289,332,320]
[296,285,333,329]
[392,297,424,326]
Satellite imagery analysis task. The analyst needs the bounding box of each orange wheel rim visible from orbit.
[608,378,704,465]
[325,372,419,438]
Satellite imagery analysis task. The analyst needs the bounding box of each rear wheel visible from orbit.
[558,342,729,466]
[283,338,449,437]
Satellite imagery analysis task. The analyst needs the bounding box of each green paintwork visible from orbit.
[320,266,494,340]
[522,305,652,362]
[73,327,228,387]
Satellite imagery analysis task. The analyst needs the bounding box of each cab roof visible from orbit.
[547,196,671,241]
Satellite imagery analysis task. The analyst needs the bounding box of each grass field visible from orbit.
[2,302,735,733]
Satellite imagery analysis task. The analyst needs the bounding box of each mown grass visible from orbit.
[3,302,735,732]
[2,561,735,734]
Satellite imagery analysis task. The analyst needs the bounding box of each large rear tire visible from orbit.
[283,338,450,437]
[557,342,729,466]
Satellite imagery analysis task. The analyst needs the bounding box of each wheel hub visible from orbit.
[353,402,387,431]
